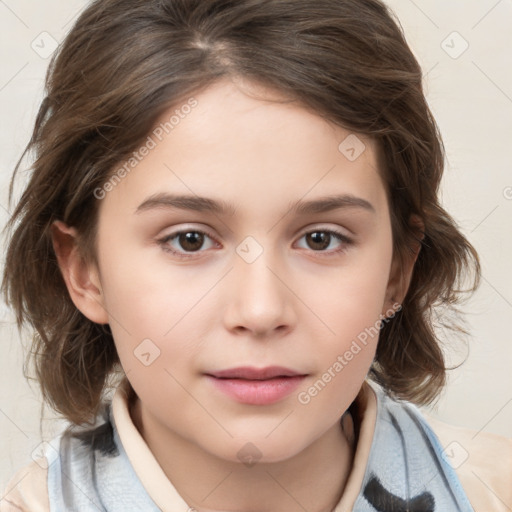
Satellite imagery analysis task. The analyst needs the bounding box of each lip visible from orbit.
[207,366,304,380]
[205,366,308,405]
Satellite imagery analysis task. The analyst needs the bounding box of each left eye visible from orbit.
[296,229,352,254]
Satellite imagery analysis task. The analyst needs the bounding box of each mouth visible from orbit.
[206,365,306,380]
[204,366,308,405]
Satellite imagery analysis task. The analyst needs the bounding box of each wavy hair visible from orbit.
[2,0,480,424]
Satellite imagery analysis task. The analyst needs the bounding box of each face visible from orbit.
[87,78,399,463]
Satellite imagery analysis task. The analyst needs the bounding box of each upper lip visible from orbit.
[206,366,306,380]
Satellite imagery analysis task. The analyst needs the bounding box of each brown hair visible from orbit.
[2,0,480,425]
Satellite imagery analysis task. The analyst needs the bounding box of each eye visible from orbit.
[295,228,353,255]
[157,229,219,259]
[157,226,353,260]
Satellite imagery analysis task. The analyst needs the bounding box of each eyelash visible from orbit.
[157,227,354,260]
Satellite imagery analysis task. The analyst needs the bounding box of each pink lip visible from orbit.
[208,365,304,380]
[205,366,307,405]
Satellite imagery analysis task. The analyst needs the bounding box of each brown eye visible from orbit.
[296,228,353,256]
[158,229,218,258]
[177,231,205,252]
[305,231,331,251]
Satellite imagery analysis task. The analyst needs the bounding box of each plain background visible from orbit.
[1,0,511,491]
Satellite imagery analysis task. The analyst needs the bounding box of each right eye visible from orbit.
[157,228,220,259]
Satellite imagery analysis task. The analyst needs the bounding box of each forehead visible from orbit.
[99,78,388,221]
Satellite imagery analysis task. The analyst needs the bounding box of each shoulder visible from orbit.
[425,413,512,512]
[359,384,476,511]
[0,458,49,512]
[374,389,512,512]
[0,404,118,512]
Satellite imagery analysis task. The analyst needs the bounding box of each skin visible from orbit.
[52,77,420,512]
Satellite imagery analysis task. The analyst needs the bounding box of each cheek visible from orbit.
[97,233,204,334]
[313,237,392,339]
[302,229,393,380]
[297,267,390,415]
[97,246,218,388]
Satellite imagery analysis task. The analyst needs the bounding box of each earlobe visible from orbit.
[51,220,109,324]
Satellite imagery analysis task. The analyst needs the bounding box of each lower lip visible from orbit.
[205,375,306,405]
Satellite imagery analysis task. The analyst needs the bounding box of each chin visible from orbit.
[208,434,307,466]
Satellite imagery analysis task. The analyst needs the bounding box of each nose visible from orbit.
[223,247,296,338]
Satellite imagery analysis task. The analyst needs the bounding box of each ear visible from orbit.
[382,214,424,316]
[51,220,109,324]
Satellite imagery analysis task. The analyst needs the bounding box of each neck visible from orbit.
[131,398,356,512]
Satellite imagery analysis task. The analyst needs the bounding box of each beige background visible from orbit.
[1,0,511,491]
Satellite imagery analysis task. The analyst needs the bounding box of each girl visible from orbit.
[2,0,511,510]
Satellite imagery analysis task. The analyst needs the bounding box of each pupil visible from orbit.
[180,232,203,251]
[308,232,329,250]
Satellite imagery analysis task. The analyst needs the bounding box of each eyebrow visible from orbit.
[135,192,376,216]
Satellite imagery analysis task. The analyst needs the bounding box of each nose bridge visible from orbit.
[225,235,294,334]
